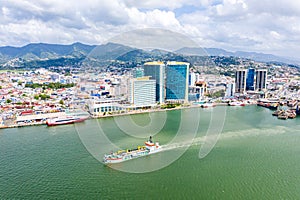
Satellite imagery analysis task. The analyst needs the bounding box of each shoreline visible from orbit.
[91,103,230,119]
[0,103,249,129]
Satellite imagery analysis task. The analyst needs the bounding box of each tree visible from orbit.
[59,99,64,105]
[34,95,39,100]
[39,94,50,100]
[6,99,12,104]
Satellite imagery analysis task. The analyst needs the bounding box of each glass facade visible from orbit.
[143,62,165,103]
[246,68,255,91]
[165,62,189,101]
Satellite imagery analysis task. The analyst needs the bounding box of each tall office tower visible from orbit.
[255,69,267,91]
[143,62,165,104]
[235,69,247,94]
[128,77,156,106]
[246,68,255,91]
[165,61,190,102]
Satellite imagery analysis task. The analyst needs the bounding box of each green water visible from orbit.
[1,106,300,199]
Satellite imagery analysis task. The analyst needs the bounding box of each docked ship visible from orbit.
[201,103,216,108]
[46,115,88,126]
[228,101,246,106]
[103,136,161,164]
[257,99,279,110]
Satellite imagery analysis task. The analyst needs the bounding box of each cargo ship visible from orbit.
[103,136,161,164]
[46,116,88,126]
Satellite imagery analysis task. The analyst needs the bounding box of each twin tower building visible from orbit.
[235,68,267,94]
[129,61,190,106]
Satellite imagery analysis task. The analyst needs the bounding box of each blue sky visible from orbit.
[1,0,300,59]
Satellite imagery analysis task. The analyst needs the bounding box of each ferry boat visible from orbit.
[46,116,88,126]
[103,136,161,164]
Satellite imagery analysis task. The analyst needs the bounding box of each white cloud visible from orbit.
[128,9,181,28]
[214,0,248,17]
[0,0,300,59]
[123,0,199,10]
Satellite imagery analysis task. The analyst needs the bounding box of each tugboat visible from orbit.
[286,110,297,119]
[272,109,285,116]
[103,136,162,164]
[278,112,288,120]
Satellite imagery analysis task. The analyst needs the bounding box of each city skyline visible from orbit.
[1,1,300,60]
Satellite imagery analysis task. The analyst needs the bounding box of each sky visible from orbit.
[1,0,300,59]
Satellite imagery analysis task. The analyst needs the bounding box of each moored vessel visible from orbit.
[286,110,297,119]
[272,109,284,116]
[46,116,88,126]
[201,103,216,108]
[228,101,245,106]
[257,99,279,110]
[277,113,288,120]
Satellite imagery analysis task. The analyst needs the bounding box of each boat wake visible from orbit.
[159,125,299,152]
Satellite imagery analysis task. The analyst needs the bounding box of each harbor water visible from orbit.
[1,106,300,199]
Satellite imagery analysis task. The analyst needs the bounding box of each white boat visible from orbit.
[103,136,161,164]
[46,115,88,126]
[201,103,216,108]
[228,101,246,106]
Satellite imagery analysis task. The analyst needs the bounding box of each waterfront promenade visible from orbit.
[0,102,243,129]
[1,99,299,129]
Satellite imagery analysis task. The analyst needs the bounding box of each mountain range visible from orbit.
[0,42,298,69]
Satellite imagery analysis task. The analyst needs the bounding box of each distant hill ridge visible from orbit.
[0,42,96,58]
[176,47,298,64]
[0,42,299,67]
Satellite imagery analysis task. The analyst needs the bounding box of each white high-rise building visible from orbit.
[128,77,156,106]
[255,69,267,91]
[226,83,235,98]
[189,72,199,87]
[235,69,247,94]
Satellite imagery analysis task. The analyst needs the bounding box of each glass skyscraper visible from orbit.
[165,61,190,102]
[143,62,165,104]
[246,68,255,91]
